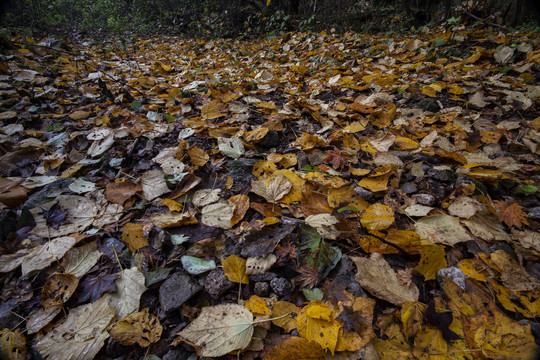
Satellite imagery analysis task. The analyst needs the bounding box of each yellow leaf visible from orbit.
[306,304,333,321]
[272,169,304,204]
[271,301,299,333]
[244,128,269,143]
[412,327,447,360]
[304,172,350,188]
[393,136,420,150]
[246,295,270,315]
[327,186,369,213]
[161,198,183,212]
[463,303,537,359]
[491,279,540,318]
[463,51,481,64]
[253,160,277,179]
[361,203,395,231]
[187,146,209,167]
[457,258,488,282]
[264,337,324,360]
[110,309,162,347]
[122,223,149,253]
[0,329,26,360]
[421,85,438,97]
[358,174,389,192]
[297,301,341,354]
[222,254,249,284]
[201,99,227,119]
[414,245,447,280]
[447,84,464,95]
[293,133,326,150]
[400,301,427,340]
[344,121,367,133]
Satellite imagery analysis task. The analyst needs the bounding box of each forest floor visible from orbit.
[0,25,540,360]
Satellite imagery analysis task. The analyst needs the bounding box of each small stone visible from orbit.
[427,168,455,182]
[254,282,270,297]
[354,186,374,201]
[437,267,466,290]
[412,193,436,206]
[400,182,417,194]
[159,273,201,312]
[296,151,309,170]
[249,272,278,282]
[204,269,233,298]
[270,277,292,297]
[528,206,540,220]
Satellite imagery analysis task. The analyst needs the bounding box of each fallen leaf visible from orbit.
[200,201,233,229]
[246,295,270,315]
[414,245,447,280]
[414,214,472,245]
[41,273,79,308]
[297,301,341,354]
[21,236,77,276]
[78,272,119,303]
[192,189,221,207]
[122,223,149,253]
[0,329,26,360]
[107,267,147,319]
[181,255,216,275]
[175,304,254,357]
[493,200,528,229]
[264,337,324,360]
[110,309,162,347]
[218,137,245,158]
[229,194,250,226]
[351,253,419,306]
[361,203,394,231]
[104,180,142,205]
[222,254,249,284]
[266,174,292,203]
[141,169,170,200]
[35,296,115,360]
[271,301,300,333]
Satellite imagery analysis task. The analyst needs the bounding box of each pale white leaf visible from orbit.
[35,296,115,360]
[200,201,233,229]
[414,214,472,245]
[218,137,244,159]
[21,236,77,276]
[62,241,102,278]
[176,304,254,357]
[192,189,221,207]
[107,267,147,319]
[141,169,170,201]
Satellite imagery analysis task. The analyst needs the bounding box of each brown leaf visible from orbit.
[264,337,324,360]
[104,180,142,205]
[493,200,528,229]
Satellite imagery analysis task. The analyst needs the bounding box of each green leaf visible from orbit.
[301,165,321,172]
[130,101,142,111]
[518,185,538,195]
[171,234,189,245]
[302,288,324,301]
[337,205,358,213]
[47,123,65,132]
[181,255,216,275]
[145,268,172,287]
[165,113,175,123]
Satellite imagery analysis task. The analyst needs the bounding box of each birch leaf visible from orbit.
[175,304,254,357]
[107,267,147,319]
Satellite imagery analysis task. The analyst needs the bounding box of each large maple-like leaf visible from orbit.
[78,272,119,303]
[493,200,528,229]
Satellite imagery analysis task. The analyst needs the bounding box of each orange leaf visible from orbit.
[493,200,528,229]
[264,337,324,360]
[122,223,149,253]
[229,194,250,226]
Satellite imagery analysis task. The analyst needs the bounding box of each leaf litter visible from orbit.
[0,24,539,359]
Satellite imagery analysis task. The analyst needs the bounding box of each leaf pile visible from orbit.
[0,25,539,359]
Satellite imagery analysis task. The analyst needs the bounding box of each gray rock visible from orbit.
[354,186,374,201]
[427,168,455,182]
[437,267,466,290]
[270,277,292,297]
[249,272,278,282]
[204,269,233,298]
[296,151,309,170]
[528,206,540,220]
[254,282,270,297]
[159,273,201,312]
[400,182,417,194]
[412,193,436,206]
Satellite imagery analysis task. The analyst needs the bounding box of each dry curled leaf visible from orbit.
[110,309,162,347]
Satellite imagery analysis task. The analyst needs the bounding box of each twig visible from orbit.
[462,10,508,29]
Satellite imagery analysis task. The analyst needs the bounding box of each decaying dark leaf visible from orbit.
[77,272,119,303]
[41,203,70,230]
